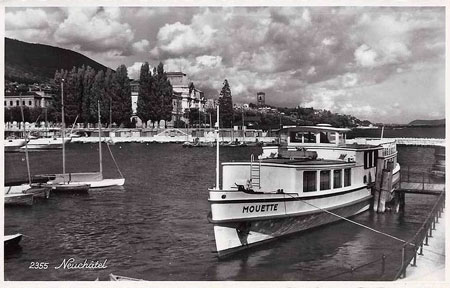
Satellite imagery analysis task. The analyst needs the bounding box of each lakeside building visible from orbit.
[130,71,206,127]
[4,90,52,108]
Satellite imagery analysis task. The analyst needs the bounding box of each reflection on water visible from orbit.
[4,143,443,280]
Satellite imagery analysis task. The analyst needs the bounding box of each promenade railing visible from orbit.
[395,191,445,279]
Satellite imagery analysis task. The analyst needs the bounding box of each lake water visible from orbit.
[4,137,444,280]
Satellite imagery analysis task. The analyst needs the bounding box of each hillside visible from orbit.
[5,37,109,83]
[408,119,445,126]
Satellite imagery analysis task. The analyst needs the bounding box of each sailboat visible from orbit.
[43,80,90,193]
[4,97,52,205]
[43,97,125,189]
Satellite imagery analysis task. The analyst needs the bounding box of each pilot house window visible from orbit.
[320,170,331,190]
[333,170,342,188]
[303,171,317,192]
[344,168,351,187]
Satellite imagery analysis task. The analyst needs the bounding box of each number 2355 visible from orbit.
[29,262,49,269]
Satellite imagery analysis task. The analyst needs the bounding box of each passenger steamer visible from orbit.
[208,124,400,257]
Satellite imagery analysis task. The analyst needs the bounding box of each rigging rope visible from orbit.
[106,143,124,179]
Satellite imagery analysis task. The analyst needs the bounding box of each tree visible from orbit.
[218,79,233,128]
[90,70,108,124]
[63,67,80,125]
[75,65,86,123]
[112,65,132,127]
[136,62,153,126]
[82,66,96,125]
[104,68,117,127]
[153,62,173,128]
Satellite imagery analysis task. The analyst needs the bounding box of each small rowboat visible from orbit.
[109,273,144,281]
[5,234,23,249]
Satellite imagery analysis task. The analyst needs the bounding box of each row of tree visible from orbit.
[136,62,173,128]
[4,65,133,126]
[52,65,132,126]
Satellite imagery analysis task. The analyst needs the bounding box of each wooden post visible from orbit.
[379,168,393,213]
[419,243,423,255]
[373,158,384,212]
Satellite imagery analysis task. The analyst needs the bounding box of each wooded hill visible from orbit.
[5,37,109,83]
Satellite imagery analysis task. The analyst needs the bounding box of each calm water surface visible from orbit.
[4,141,444,281]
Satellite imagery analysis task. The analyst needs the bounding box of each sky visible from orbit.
[4,6,446,124]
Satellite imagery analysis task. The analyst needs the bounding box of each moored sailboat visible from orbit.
[45,80,90,193]
[4,138,26,152]
[208,118,401,257]
[4,97,52,204]
[44,98,124,189]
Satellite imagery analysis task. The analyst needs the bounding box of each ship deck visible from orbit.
[243,158,350,166]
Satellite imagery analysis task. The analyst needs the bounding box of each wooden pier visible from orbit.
[397,182,445,195]
[394,138,445,147]
[397,165,445,195]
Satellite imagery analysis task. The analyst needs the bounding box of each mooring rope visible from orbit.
[106,143,124,179]
[283,193,409,244]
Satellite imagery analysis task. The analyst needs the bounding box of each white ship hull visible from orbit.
[209,186,372,257]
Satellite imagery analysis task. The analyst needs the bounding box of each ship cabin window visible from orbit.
[320,170,331,190]
[333,170,342,188]
[319,132,330,143]
[319,132,338,144]
[10,101,13,106]
[364,150,378,169]
[291,131,315,143]
[344,168,351,187]
[303,171,317,192]
[16,100,19,106]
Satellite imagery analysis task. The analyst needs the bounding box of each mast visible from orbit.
[215,105,220,189]
[61,80,65,177]
[242,110,245,143]
[98,100,103,175]
[19,94,31,185]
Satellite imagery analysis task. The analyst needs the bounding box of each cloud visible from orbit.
[53,7,134,55]
[127,62,146,80]
[132,39,150,53]
[5,8,50,30]
[354,44,378,68]
[5,7,445,124]
[151,20,217,57]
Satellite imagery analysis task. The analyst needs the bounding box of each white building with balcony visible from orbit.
[130,71,206,126]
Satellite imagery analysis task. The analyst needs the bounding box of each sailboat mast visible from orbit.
[98,100,103,175]
[19,94,31,185]
[215,105,220,190]
[61,80,65,176]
